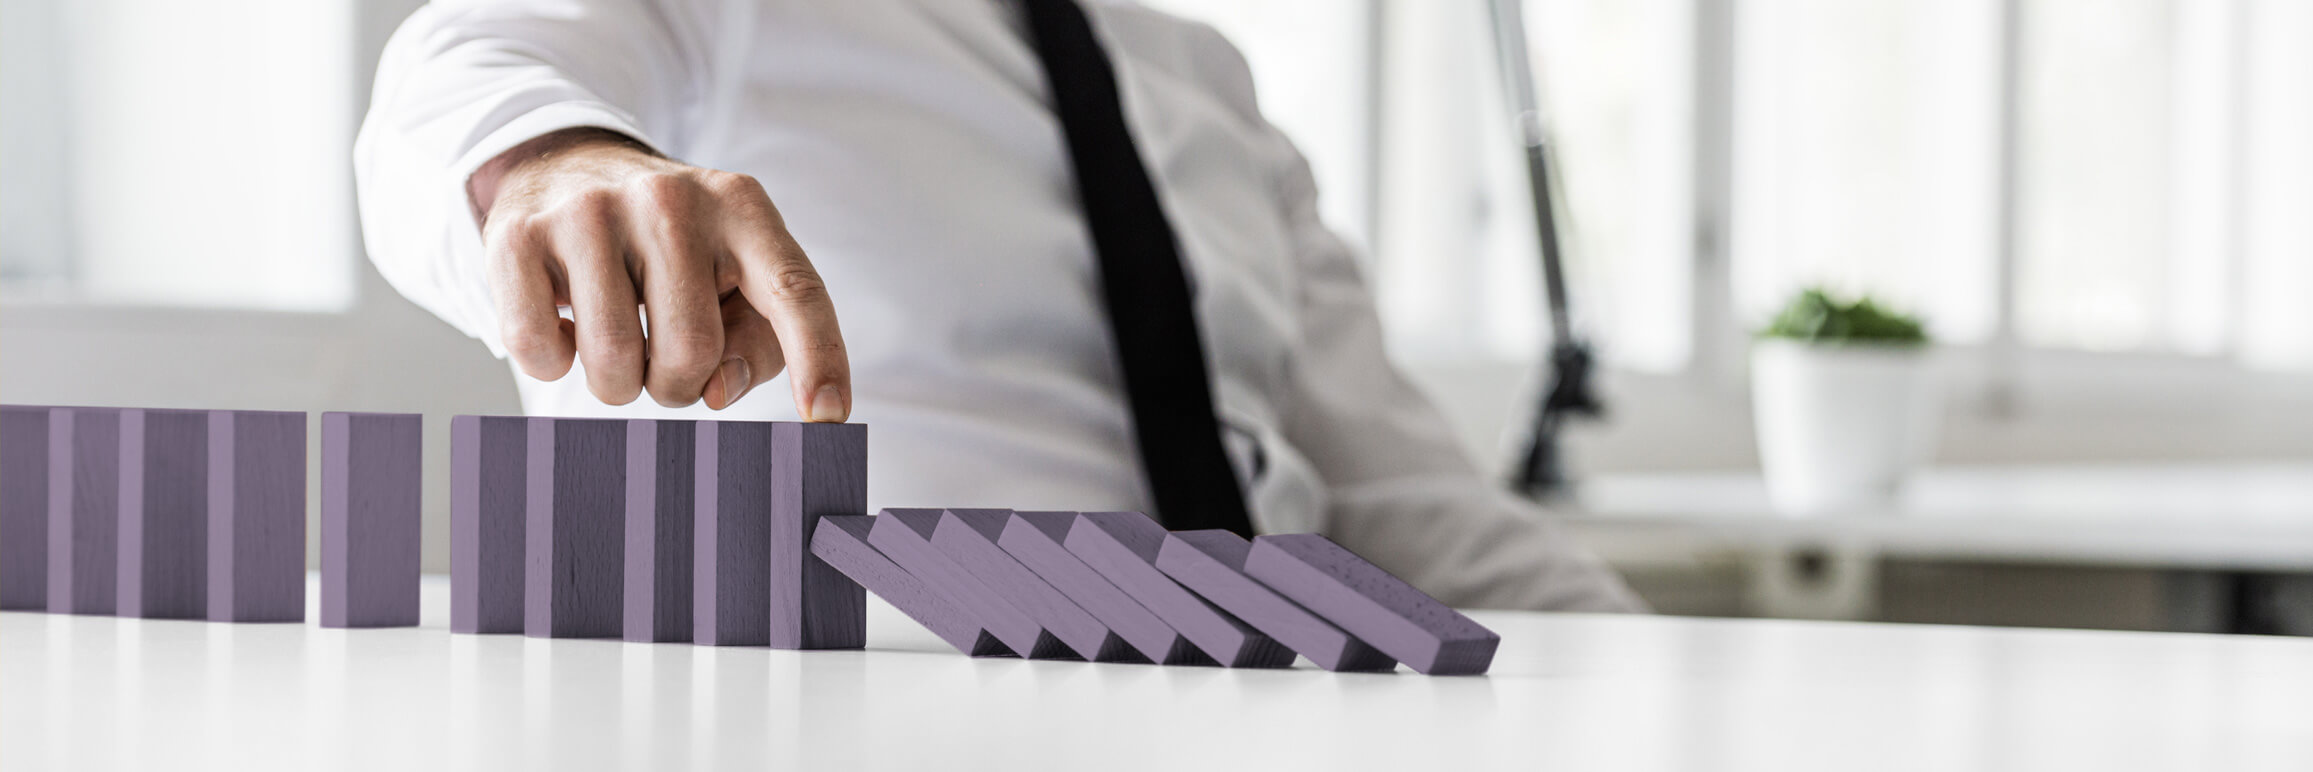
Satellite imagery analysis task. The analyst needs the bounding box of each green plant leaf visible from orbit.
[1759,287,1928,344]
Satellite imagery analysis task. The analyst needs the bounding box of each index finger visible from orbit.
[713,173,851,422]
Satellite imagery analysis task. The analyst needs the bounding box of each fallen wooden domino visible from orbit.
[207,410,306,623]
[768,421,867,650]
[1157,530,1396,672]
[526,417,626,639]
[1243,534,1501,675]
[1064,512,1292,668]
[452,415,527,634]
[322,412,422,628]
[119,408,210,619]
[625,419,693,643]
[49,407,122,615]
[870,508,1075,659]
[694,420,771,646]
[933,508,1136,662]
[810,515,1013,656]
[1,406,51,610]
[1000,511,1209,664]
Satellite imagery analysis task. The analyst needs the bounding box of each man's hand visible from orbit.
[469,128,849,419]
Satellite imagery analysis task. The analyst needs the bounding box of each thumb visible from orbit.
[702,291,786,411]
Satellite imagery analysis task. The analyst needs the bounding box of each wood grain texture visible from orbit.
[524,417,626,639]
[810,515,1013,657]
[1244,534,1501,675]
[451,415,527,634]
[624,419,694,643]
[1065,512,1292,668]
[768,421,868,649]
[933,509,1131,661]
[321,412,422,628]
[49,407,121,615]
[1157,530,1396,672]
[1,406,50,610]
[998,511,1194,663]
[206,410,306,623]
[694,420,771,646]
[118,408,210,619]
[868,508,1074,659]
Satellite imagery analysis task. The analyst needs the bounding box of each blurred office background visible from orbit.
[5,0,2312,632]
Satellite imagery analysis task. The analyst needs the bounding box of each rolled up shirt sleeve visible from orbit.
[353,0,717,356]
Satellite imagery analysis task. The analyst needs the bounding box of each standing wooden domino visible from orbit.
[1157,530,1396,672]
[869,508,1074,659]
[768,421,867,649]
[526,417,626,639]
[933,509,1133,661]
[810,516,1013,657]
[451,415,527,634]
[999,511,1204,664]
[694,420,771,646]
[119,408,210,619]
[1,406,50,610]
[625,419,694,643]
[1063,511,1293,668]
[1243,534,1501,675]
[207,410,307,623]
[49,407,122,615]
[322,412,421,628]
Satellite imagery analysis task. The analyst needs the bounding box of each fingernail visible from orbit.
[716,358,750,408]
[809,384,846,422]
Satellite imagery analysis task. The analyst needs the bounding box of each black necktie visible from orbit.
[1019,0,1255,537]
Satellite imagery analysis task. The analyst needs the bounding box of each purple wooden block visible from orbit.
[1157,530,1396,672]
[321,412,421,628]
[769,421,867,650]
[1244,534,1501,675]
[207,410,306,623]
[933,509,1131,661]
[625,419,694,643]
[1,406,50,610]
[451,415,526,634]
[694,420,770,646]
[118,408,210,619]
[526,417,626,639]
[998,511,1198,664]
[868,509,1074,659]
[49,407,121,615]
[810,515,1012,656]
[1065,512,1293,668]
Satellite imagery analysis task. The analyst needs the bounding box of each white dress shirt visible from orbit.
[355,0,1641,611]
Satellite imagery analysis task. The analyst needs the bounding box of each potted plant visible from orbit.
[1751,288,1941,515]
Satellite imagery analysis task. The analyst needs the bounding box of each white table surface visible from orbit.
[1573,462,2313,570]
[6,577,2311,771]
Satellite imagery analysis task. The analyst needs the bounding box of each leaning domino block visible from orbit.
[119,408,210,619]
[1244,534,1501,675]
[810,516,1012,657]
[933,509,1133,662]
[869,508,1073,659]
[999,511,1202,664]
[1065,512,1292,668]
[1157,530,1395,672]
[321,412,421,628]
[207,410,306,622]
[49,407,122,615]
[625,419,694,643]
[768,421,867,650]
[526,417,626,639]
[694,420,772,646]
[1,406,50,610]
[451,415,527,634]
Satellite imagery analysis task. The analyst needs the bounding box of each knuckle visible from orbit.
[702,170,762,198]
[628,171,699,209]
[765,264,829,303]
[501,323,562,360]
[561,188,619,223]
[651,329,722,368]
[589,328,648,364]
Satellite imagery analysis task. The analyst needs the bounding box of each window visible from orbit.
[0,0,356,311]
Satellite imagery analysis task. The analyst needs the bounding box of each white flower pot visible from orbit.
[1750,339,1942,515]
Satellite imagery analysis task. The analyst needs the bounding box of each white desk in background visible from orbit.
[4,577,2310,772]
[1569,462,2313,625]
